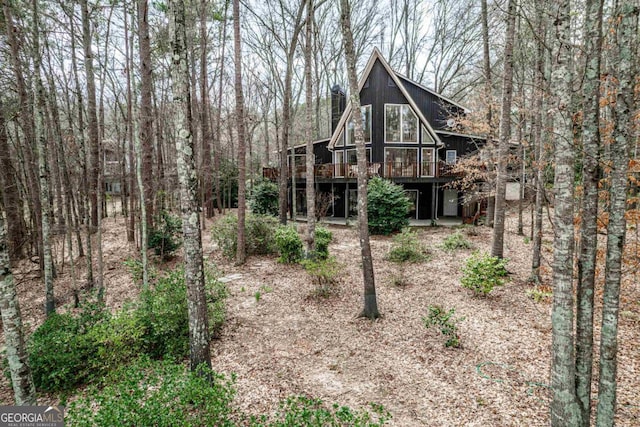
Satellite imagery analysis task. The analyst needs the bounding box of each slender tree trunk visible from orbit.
[305,0,316,253]
[339,0,379,319]
[0,214,37,405]
[0,102,26,262]
[595,3,635,425]
[480,0,495,227]
[138,0,155,229]
[549,0,581,424]
[530,0,546,283]
[575,0,604,423]
[169,0,212,371]
[200,0,214,219]
[491,0,517,259]
[80,0,100,230]
[32,0,54,316]
[233,0,247,265]
[124,1,136,243]
[214,1,229,215]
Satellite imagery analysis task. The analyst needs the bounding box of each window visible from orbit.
[346,105,371,146]
[446,150,457,165]
[422,125,434,144]
[385,104,418,143]
[384,147,418,178]
[346,148,371,164]
[336,130,344,147]
[422,148,435,177]
[334,151,345,177]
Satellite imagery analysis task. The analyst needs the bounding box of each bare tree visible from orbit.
[234,0,247,265]
[169,0,212,371]
[596,3,636,425]
[305,0,316,253]
[0,214,37,405]
[549,0,581,423]
[339,0,379,319]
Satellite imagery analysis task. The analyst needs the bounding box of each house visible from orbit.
[265,48,485,222]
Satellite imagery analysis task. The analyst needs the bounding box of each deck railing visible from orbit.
[262,161,461,180]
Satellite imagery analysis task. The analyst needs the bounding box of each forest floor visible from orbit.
[1,204,639,426]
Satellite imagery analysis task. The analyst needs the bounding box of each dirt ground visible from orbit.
[1,206,639,426]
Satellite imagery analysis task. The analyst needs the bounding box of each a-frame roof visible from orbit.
[328,48,472,150]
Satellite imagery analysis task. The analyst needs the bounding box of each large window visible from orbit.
[334,151,345,177]
[346,148,371,164]
[346,105,371,145]
[384,147,418,177]
[385,104,418,143]
[422,148,435,177]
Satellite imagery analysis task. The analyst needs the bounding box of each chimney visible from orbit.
[330,84,346,133]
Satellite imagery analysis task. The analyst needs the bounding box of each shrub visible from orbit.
[148,210,182,259]
[275,225,303,263]
[526,285,553,303]
[461,252,508,296]
[28,300,108,392]
[67,358,236,427]
[250,179,279,216]
[301,256,343,297]
[440,230,473,251]
[211,213,278,259]
[387,229,429,263]
[138,267,227,359]
[248,396,391,427]
[422,305,464,348]
[367,177,411,235]
[313,226,333,260]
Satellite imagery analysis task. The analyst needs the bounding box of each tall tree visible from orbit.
[169,0,212,371]
[549,0,581,424]
[595,2,636,424]
[491,0,517,259]
[138,0,155,229]
[234,0,247,265]
[32,0,55,315]
[80,0,101,230]
[305,0,316,253]
[575,0,604,423]
[339,0,379,319]
[0,213,37,405]
[200,0,214,219]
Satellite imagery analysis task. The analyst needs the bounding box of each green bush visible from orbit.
[440,230,473,251]
[211,213,278,259]
[250,179,279,216]
[301,256,343,297]
[387,229,429,263]
[461,252,508,296]
[148,210,182,259]
[367,177,411,235]
[67,358,236,427]
[138,267,227,359]
[313,226,333,260]
[422,305,464,348]
[28,300,108,392]
[275,225,303,263]
[248,396,391,427]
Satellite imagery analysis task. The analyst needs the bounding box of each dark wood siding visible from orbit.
[437,133,484,160]
[399,78,465,130]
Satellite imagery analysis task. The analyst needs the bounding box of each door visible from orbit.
[443,189,458,216]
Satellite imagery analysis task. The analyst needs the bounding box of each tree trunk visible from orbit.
[0,214,37,405]
[32,0,55,316]
[0,102,26,262]
[124,1,136,243]
[80,0,100,230]
[595,3,635,425]
[138,0,155,230]
[491,0,517,259]
[169,0,212,371]
[575,0,604,423]
[200,0,214,219]
[305,0,316,254]
[530,0,547,283]
[339,0,378,319]
[214,1,229,215]
[549,0,581,424]
[233,0,247,265]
